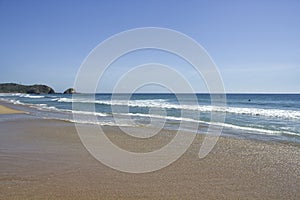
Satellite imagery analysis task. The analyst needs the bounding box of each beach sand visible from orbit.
[0,114,299,199]
[0,105,26,114]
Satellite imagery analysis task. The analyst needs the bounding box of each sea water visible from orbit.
[1,93,299,143]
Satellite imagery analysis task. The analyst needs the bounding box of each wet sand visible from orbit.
[0,116,299,200]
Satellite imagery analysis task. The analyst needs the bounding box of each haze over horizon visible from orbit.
[0,0,299,93]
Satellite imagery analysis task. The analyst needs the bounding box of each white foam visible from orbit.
[2,96,299,137]
[44,111,300,137]
[19,94,45,98]
[9,99,25,105]
[43,117,133,127]
[113,112,300,137]
[54,97,300,120]
[119,112,200,123]
[32,104,108,117]
[0,93,45,98]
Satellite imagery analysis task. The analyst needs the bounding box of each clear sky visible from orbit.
[0,0,299,93]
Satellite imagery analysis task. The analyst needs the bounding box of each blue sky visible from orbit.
[0,0,299,93]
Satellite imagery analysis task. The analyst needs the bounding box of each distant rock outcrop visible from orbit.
[63,88,76,94]
[0,83,55,94]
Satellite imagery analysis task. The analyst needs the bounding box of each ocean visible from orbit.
[1,93,299,143]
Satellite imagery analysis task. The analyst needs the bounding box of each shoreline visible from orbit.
[0,98,299,146]
[0,104,26,114]
[0,101,299,199]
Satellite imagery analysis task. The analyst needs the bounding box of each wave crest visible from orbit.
[53,97,300,120]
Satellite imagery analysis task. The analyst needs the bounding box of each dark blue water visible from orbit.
[1,93,300,143]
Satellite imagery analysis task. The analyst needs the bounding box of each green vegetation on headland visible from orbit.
[63,88,76,94]
[0,83,77,94]
[0,83,55,94]
[0,83,78,95]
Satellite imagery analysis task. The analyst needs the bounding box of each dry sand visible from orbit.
[0,118,299,199]
[0,105,26,114]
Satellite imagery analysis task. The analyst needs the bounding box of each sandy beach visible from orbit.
[0,104,26,114]
[0,103,299,199]
[1,0,300,199]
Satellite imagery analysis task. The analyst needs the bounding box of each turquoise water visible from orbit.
[1,93,300,143]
